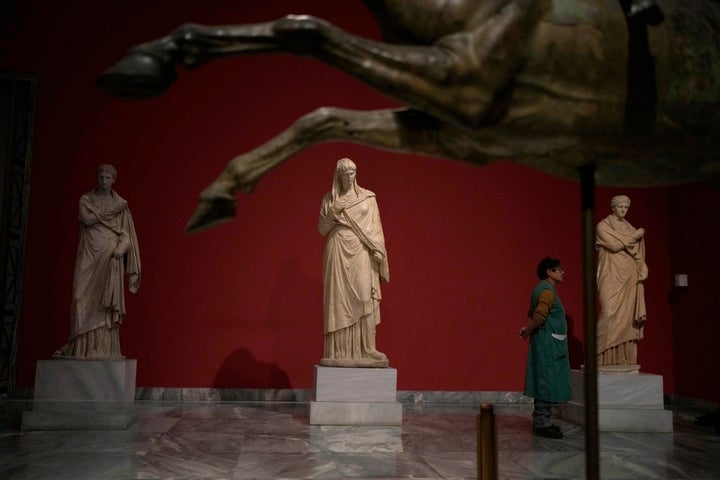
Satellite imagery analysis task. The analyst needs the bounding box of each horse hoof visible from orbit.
[96,47,177,98]
[185,194,237,233]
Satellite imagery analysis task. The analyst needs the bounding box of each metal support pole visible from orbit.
[580,164,599,480]
[477,403,498,480]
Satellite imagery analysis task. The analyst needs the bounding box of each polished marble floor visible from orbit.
[1,401,719,479]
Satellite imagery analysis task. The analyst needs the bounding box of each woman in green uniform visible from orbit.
[519,257,571,439]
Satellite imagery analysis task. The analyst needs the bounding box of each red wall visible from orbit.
[668,184,720,403]
[4,0,707,397]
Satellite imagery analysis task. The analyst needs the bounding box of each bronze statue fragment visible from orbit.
[97,0,720,233]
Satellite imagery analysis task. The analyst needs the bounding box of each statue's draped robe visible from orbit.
[596,214,647,365]
[319,186,389,361]
[57,189,141,359]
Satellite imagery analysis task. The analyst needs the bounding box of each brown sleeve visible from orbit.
[530,289,555,327]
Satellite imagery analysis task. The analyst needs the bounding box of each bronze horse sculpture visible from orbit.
[97,0,720,233]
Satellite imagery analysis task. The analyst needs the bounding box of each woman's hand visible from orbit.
[519,317,534,340]
[519,326,530,340]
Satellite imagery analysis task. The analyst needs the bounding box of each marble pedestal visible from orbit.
[309,365,402,425]
[561,369,673,432]
[22,359,138,431]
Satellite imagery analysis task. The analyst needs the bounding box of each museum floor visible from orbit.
[1,401,719,480]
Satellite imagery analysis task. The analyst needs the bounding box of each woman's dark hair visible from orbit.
[537,257,561,279]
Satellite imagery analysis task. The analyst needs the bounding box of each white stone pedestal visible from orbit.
[309,365,402,425]
[561,369,673,432]
[22,359,138,430]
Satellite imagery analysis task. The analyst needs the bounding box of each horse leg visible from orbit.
[96,20,288,97]
[185,107,478,232]
[98,2,546,123]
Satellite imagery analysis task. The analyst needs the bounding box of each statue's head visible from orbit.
[611,195,631,209]
[333,157,358,194]
[336,157,356,174]
[610,195,631,219]
[97,164,118,180]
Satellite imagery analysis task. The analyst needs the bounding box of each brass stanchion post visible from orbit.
[477,403,498,480]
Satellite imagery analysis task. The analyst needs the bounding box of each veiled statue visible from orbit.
[596,195,646,371]
[318,158,390,367]
[54,165,141,359]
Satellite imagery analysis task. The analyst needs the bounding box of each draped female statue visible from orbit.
[54,164,141,359]
[318,158,389,367]
[596,195,647,369]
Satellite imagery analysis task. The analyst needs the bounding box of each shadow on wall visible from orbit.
[264,257,324,372]
[566,314,585,370]
[213,347,292,389]
[212,258,321,393]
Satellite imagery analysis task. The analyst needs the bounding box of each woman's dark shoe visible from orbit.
[533,426,563,439]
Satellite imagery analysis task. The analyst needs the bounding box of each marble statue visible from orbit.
[54,164,141,359]
[596,195,646,370]
[318,158,389,367]
[95,1,720,233]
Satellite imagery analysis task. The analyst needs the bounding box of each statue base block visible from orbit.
[309,365,402,425]
[561,369,673,432]
[22,359,138,431]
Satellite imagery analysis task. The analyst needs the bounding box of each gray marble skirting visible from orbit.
[132,387,532,405]
[135,387,314,403]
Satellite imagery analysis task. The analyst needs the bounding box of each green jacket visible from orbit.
[523,280,571,402]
